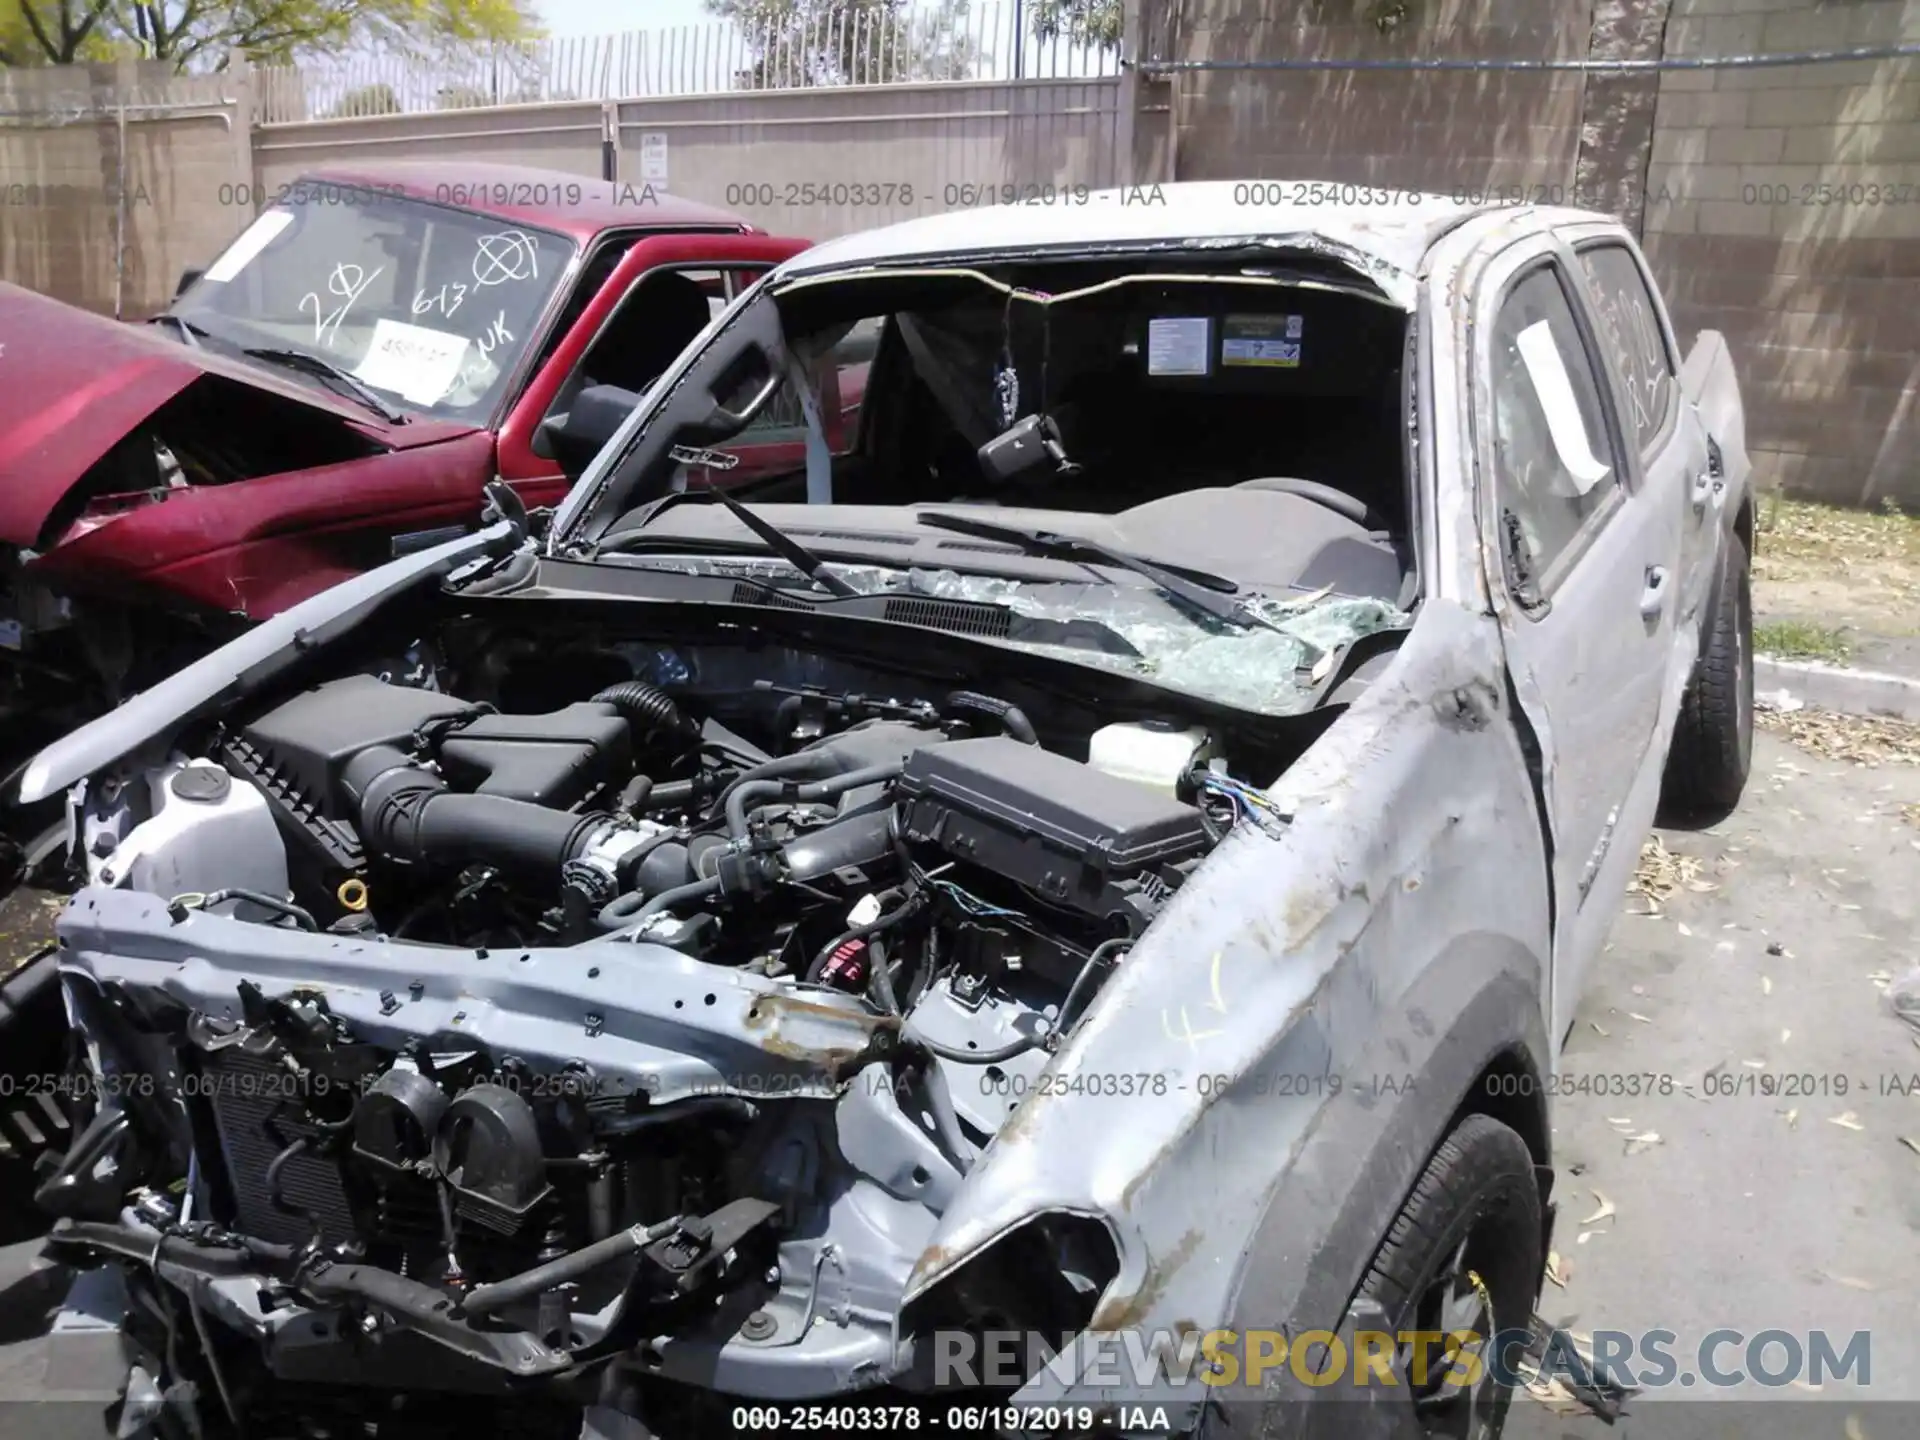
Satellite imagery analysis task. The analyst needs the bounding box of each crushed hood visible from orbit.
[0,283,480,548]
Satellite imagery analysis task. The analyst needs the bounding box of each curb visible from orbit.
[1754,655,1920,722]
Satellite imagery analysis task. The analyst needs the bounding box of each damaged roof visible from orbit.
[779,179,1490,281]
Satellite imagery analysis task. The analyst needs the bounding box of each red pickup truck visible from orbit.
[0,161,858,759]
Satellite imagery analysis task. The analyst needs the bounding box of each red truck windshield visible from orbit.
[173,184,577,421]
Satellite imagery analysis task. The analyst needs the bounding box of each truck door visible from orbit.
[1564,228,1711,714]
[1471,234,1687,1052]
[496,232,812,505]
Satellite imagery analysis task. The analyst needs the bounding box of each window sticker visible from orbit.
[201,210,294,283]
[1147,316,1212,376]
[352,318,471,408]
[1222,314,1304,368]
[1515,320,1611,493]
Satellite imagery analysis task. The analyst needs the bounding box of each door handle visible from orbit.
[1639,565,1670,621]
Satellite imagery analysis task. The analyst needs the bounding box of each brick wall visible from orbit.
[1145,0,1920,508]
[1642,0,1920,506]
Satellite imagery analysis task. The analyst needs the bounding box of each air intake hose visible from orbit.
[593,680,697,739]
[341,745,612,875]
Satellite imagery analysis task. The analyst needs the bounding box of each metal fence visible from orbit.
[253,4,1120,124]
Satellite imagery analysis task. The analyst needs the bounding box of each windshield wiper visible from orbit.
[242,347,410,425]
[149,314,209,348]
[594,488,858,598]
[914,511,1282,632]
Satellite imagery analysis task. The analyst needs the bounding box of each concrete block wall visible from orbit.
[1139,0,1594,195]
[0,62,248,320]
[1641,0,1920,507]
[251,80,1123,247]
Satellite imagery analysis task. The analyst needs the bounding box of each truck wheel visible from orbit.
[1354,1113,1543,1440]
[1661,533,1753,818]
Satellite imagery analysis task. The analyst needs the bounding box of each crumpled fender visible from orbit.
[904,600,1554,1419]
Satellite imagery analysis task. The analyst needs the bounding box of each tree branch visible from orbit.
[18,1,68,62]
[65,0,114,55]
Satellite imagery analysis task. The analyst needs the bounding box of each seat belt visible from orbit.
[783,348,834,506]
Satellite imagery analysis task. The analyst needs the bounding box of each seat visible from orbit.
[580,271,715,395]
[1116,487,1405,600]
[1234,476,1391,534]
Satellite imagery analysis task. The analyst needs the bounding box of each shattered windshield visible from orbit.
[172,184,575,420]
[584,255,1415,715]
[616,554,1410,716]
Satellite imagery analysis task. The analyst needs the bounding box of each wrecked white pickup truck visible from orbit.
[4,183,1751,1440]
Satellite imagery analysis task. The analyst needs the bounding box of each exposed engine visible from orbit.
[38,642,1283,1433]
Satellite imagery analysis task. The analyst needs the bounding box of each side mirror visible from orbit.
[538,383,641,479]
[174,267,204,299]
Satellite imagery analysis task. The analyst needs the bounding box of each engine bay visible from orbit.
[89,634,1258,961]
[42,624,1311,1429]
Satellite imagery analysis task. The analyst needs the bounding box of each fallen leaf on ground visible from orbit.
[1762,976,1772,994]
[1900,1136,1920,1158]
[1625,1131,1663,1154]
[1590,1022,1609,1037]
[1545,1251,1570,1287]
[1844,1413,1868,1440]
[1743,1058,1768,1069]
[1830,1112,1865,1131]
[1759,704,1920,767]
[1779,1108,1799,1127]
[1630,835,1702,905]
[1781,1028,1791,1043]
[1628,1012,1654,1024]
[1580,1191,1616,1225]
[1520,1368,1591,1416]
[1821,1272,1878,1292]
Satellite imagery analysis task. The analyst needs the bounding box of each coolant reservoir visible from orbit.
[1087,722,1212,798]
[90,759,289,907]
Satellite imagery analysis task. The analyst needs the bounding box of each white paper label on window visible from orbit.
[201,209,294,284]
[1147,316,1211,376]
[1515,320,1611,494]
[352,318,471,408]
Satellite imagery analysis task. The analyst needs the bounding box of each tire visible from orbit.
[1353,1113,1543,1440]
[1661,533,1754,818]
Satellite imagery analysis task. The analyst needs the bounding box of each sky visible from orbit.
[537,0,719,37]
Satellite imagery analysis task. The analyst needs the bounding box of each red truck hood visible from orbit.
[0,282,480,547]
